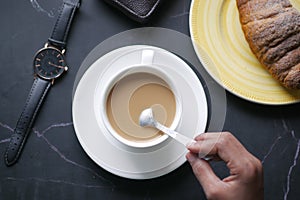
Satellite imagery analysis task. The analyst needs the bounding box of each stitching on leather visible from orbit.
[50,0,79,46]
[13,80,51,163]
[114,0,160,18]
[4,0,79,166]
[51,3,65,42]
[15,79,38,133]
[5,79,51,165]
[30,81,51,129]
[5,79,38,164]
[63,4,77,43]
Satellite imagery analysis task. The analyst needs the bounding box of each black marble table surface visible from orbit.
[1,0,300,199]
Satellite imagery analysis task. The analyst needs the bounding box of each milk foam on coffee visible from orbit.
[106,72,176,142]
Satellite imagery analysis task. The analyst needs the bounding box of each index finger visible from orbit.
[187,132,252,164]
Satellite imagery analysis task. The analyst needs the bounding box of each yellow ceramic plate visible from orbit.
[190,0,300,105]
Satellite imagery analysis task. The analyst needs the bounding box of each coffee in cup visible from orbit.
[106,72,176,144]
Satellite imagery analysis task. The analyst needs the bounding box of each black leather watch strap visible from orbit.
[4,0,80,167]
[5,78,51,166]
[48,0,80,50]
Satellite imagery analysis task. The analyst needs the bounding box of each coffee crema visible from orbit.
[106,72,176,142]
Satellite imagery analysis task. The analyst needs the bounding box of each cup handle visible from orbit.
[141,49,154,65]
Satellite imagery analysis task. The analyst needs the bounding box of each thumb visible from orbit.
[186,152,221,192]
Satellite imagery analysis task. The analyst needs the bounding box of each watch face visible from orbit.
[33,47,67,80]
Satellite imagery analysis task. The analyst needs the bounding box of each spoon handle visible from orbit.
[155,122,194,146]
[155,122,213,161]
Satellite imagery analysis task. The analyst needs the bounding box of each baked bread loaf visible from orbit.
[236,0,300,89]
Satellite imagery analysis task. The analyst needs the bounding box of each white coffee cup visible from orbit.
[94,49,182,148]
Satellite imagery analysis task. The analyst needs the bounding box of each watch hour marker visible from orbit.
[35,64,41,67]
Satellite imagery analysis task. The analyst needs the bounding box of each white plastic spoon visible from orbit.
[139,107,194,146]
[139,107,213,161]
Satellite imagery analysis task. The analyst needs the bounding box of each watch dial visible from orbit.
[34,47,67,80]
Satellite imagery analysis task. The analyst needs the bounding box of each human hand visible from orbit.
[186,132,263,200]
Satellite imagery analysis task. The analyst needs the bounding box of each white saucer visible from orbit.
[72,45,208,179]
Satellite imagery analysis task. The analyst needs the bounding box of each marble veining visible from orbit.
[171,0,190,19]
[32,123,114,186]
[283,120,300,200]
[30,0,56,18]
[0,121,114,189]
[5,177,110,189]
[0,119,299,198]
[284,139,300,200]
[261,119,299,200]
[261,135,282,164]
[0,122,14,132]
[171,11,190,19]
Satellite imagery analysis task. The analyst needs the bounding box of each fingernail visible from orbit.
[186,140,196,148]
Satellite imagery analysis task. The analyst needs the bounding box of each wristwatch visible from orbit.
[4,0,80,166]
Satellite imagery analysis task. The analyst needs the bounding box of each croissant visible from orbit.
[236,0,300,89]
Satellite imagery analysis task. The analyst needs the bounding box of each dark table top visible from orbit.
[1,0,300,199]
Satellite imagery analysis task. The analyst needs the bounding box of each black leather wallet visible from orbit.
[104,0,162,23]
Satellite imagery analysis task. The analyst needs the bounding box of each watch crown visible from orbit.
[65,66,68,71]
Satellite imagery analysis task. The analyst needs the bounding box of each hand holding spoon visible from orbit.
[139,108,195,146]
[139,108,213,161]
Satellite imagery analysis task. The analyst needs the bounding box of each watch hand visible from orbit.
[48,62,64,69]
